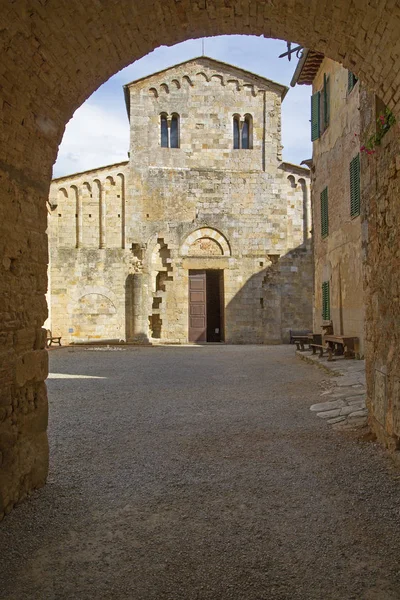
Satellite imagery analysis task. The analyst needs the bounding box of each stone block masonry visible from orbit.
[47,58,312,346]
[360,88,400,450]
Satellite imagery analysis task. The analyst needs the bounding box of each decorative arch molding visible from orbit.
[105,175,116,186]
[72,293,117,315]
[147,73,267,97]
[67,285,119,312]
[210,74,224,86]
[196,71,210,82]
[227,79,240,90]
[182,75,194,87]
[180,227,231,257]
[82,181,92,195]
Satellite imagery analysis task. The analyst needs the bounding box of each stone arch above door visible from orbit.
[180,228,231,257]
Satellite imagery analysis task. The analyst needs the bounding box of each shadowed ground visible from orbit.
[1,345,400,599]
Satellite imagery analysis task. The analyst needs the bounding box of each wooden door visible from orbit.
[189,271,207,342]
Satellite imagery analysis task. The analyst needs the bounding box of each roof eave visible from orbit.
[290,49,310,87]
[123,55,288,99]
[124,85,131,121]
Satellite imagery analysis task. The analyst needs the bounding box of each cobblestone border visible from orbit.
[296,350,368,431]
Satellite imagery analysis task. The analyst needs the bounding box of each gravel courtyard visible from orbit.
[1,345,400,599]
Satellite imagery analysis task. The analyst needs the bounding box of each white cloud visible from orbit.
[52,102,129,178]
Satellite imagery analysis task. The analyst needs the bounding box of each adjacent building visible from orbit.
[47,57,312,345]
[292,51,365,355]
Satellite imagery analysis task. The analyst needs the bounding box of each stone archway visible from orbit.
[1,0,400,517]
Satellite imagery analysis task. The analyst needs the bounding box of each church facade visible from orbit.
[47,57,312,344]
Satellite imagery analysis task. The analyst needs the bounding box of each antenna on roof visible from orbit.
[202,38,205,56]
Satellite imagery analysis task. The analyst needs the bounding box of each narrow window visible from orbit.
[350,154,361,217]
[233,116,240,149]
[242,114,253,149]
[322,281,330,321]
[160,114,168,148]
[320,186,329,237]
[348,71,358,93]
[170,113,180,148]
[311,92,321,141]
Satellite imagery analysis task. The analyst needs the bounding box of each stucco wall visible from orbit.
[311,58,365,354]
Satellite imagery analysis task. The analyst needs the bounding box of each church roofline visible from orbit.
[279,161,310,175]
[51,160,129,183]
[123,55,289,118]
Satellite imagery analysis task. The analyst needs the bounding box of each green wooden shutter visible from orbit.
[323,74,330,128]
[320,186,329,237]
[322,281,330,321]
[348,70,358,93]
[350,154,361,217]
[311,92,320,141]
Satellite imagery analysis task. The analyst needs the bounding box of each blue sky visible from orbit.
[53,35,312,178]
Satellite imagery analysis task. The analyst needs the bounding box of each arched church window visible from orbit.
[160,113,169,148]
[242,114,253,149]
[170,113,180,148]
[233,115,240,149]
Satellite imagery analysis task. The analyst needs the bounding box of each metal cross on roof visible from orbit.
[279,42,304,61]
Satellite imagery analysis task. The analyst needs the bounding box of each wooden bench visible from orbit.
[46,329,62,347]
[293,335,312,351]
[324,335,358,358]
[310,343,333,361]
[289,329,312,345]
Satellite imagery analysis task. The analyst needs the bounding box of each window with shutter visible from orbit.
[322,281,330,321]
[320,187,329,237]
[348,71,358,93]
[311,92,320,141]
[350,154,361,217]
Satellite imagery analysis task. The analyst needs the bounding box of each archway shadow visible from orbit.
[225,241,313,344]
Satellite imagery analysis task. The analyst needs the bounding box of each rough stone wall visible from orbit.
[47,163,129,342]
[47,60,312,346]
[1,0,400,519]
[360,89,400,449]
[125,59,312,344]
[127,57,285,172]
[311,58,365,354]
